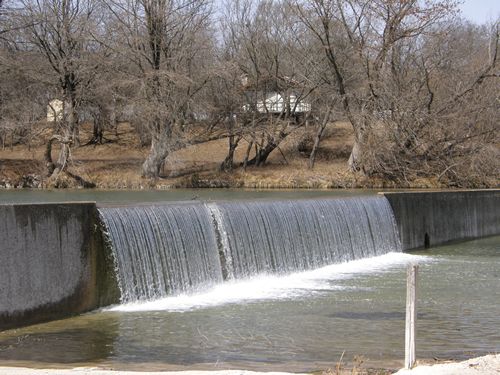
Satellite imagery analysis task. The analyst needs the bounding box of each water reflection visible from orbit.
[0,315,118,364]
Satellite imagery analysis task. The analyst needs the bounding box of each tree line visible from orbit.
[0,0,498,187]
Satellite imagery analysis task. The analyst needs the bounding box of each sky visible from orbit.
[459,0,500,24]
[211,1,500,25]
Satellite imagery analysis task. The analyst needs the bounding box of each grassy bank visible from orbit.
[0,122,493,190]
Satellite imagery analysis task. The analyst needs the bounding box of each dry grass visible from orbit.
[0,121,448,189]
[165,122,378,189]
[316,354,396,375]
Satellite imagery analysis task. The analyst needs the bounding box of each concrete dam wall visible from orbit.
[382,190,500,250]
[0,203,119,330]
[0,190,498,330]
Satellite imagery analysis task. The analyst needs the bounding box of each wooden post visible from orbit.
[405,264,418,369]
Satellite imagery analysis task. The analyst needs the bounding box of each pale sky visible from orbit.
[459,0,500,24]
[213,0,499,25]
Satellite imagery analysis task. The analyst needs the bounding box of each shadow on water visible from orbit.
[0,327,117,364]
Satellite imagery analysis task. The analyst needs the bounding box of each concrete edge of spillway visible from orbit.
[380,189,500,251]
[0,202,120,331]
[0,190,499,330]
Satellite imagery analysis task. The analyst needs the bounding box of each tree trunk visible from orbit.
[309,107,333,170]
[220,135,240,172]
[93,119,103,144]
[110,104,118,138]
[254,143,262,166]
[44,137,56,176]
[107,95,118,138]
[344,107,367,173]
[72,126,80,147]
[142,133,170,179]
[242,139,254,171]
[45,135,72,178]
[348,138,362,171]
[246,130,290,167]
[86,110,104,145]
[53,142,71,176]
[65,91,79,147]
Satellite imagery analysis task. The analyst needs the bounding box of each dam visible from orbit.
[0,190,499,370]
[99,197,401,302]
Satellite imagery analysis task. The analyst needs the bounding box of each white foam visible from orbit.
[106,253,432,313]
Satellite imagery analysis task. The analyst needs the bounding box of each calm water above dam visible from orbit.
[0,188,377,204]
[0,236,498,371]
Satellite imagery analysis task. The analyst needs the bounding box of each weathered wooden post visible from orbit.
[405,264,418,369]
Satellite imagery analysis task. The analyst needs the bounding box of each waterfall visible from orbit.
[99,203,223,302]
[214,197,401,279]
[99,197,401,303]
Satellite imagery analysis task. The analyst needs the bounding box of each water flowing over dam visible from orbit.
[99,196,402,302]
[99,204,223,302]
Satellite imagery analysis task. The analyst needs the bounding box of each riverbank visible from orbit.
[0,122,376,189]
[2,122,494,190]
[0,355,498,374]
[394,354,500,374]
[0,370,308,375]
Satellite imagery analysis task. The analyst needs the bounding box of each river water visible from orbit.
[0,235,498,372]
[0,188,377,204]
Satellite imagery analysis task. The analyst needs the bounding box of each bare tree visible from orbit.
[1,0,12,35]
[1,0,497,188]
[103,0,215,179]
[362,19,499,186]
[7,0,101,181]
[219,0,316,169]
[0,59,47,151]
[296,0,457,172]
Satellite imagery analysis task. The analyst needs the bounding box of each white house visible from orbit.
[255,93,311,114]
[243,93,311,115]
[47,99,64,122]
